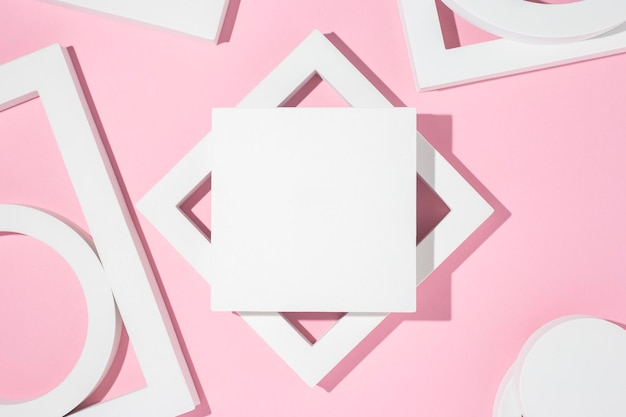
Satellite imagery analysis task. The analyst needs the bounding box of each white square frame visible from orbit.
[397,0,626,91]
[139,29,493,386]
[47,0,231,42]
[0,45,198,416]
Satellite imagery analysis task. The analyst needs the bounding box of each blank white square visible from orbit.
[210,108,416,312]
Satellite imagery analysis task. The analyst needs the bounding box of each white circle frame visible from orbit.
[0,204,120,417]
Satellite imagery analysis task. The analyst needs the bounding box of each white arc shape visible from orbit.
[0,204,120,417]
[441,0,626,43]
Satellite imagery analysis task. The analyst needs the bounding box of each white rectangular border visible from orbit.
[398,0,626,91]
[0,44,198,416]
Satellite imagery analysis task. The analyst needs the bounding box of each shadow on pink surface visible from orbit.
[217,0,241,45]
[280,313,348,344]
[67,48,212,417]
[74,327,132,411]
[435,0,499,49]
[180,174,212,242]
[282,73,325,107]
[435,0,462,49]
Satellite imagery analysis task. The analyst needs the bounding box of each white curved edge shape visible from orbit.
[0,205,120,417]
[397,0,626,91]
[492,365,522,417]
[139,29,493,386]
[440,0,626,43]
[517,316,626,417]
[0,45,198,416]
[494,315,626,417]
[44,0,231,42]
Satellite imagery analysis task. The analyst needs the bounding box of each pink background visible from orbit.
[1,0,626,416]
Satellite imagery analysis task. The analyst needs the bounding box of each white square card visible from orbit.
[210,108,416,312]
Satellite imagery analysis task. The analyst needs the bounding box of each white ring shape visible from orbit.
[440,0,626,43]
[0,204,120,417]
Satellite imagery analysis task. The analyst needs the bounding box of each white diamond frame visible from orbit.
[0,45,198,416]
[46,0,230,42]
[138,29,493,386]
[397,0,626,91]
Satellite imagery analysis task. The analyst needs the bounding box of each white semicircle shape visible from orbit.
[0,204,120,417]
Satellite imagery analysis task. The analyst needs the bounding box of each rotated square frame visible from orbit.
[48,0,230,42]
[0,45,198,415]
[397,0,626,91]
[139,29,493,386]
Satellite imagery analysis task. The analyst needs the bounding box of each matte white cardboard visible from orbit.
[210,108,416,312]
